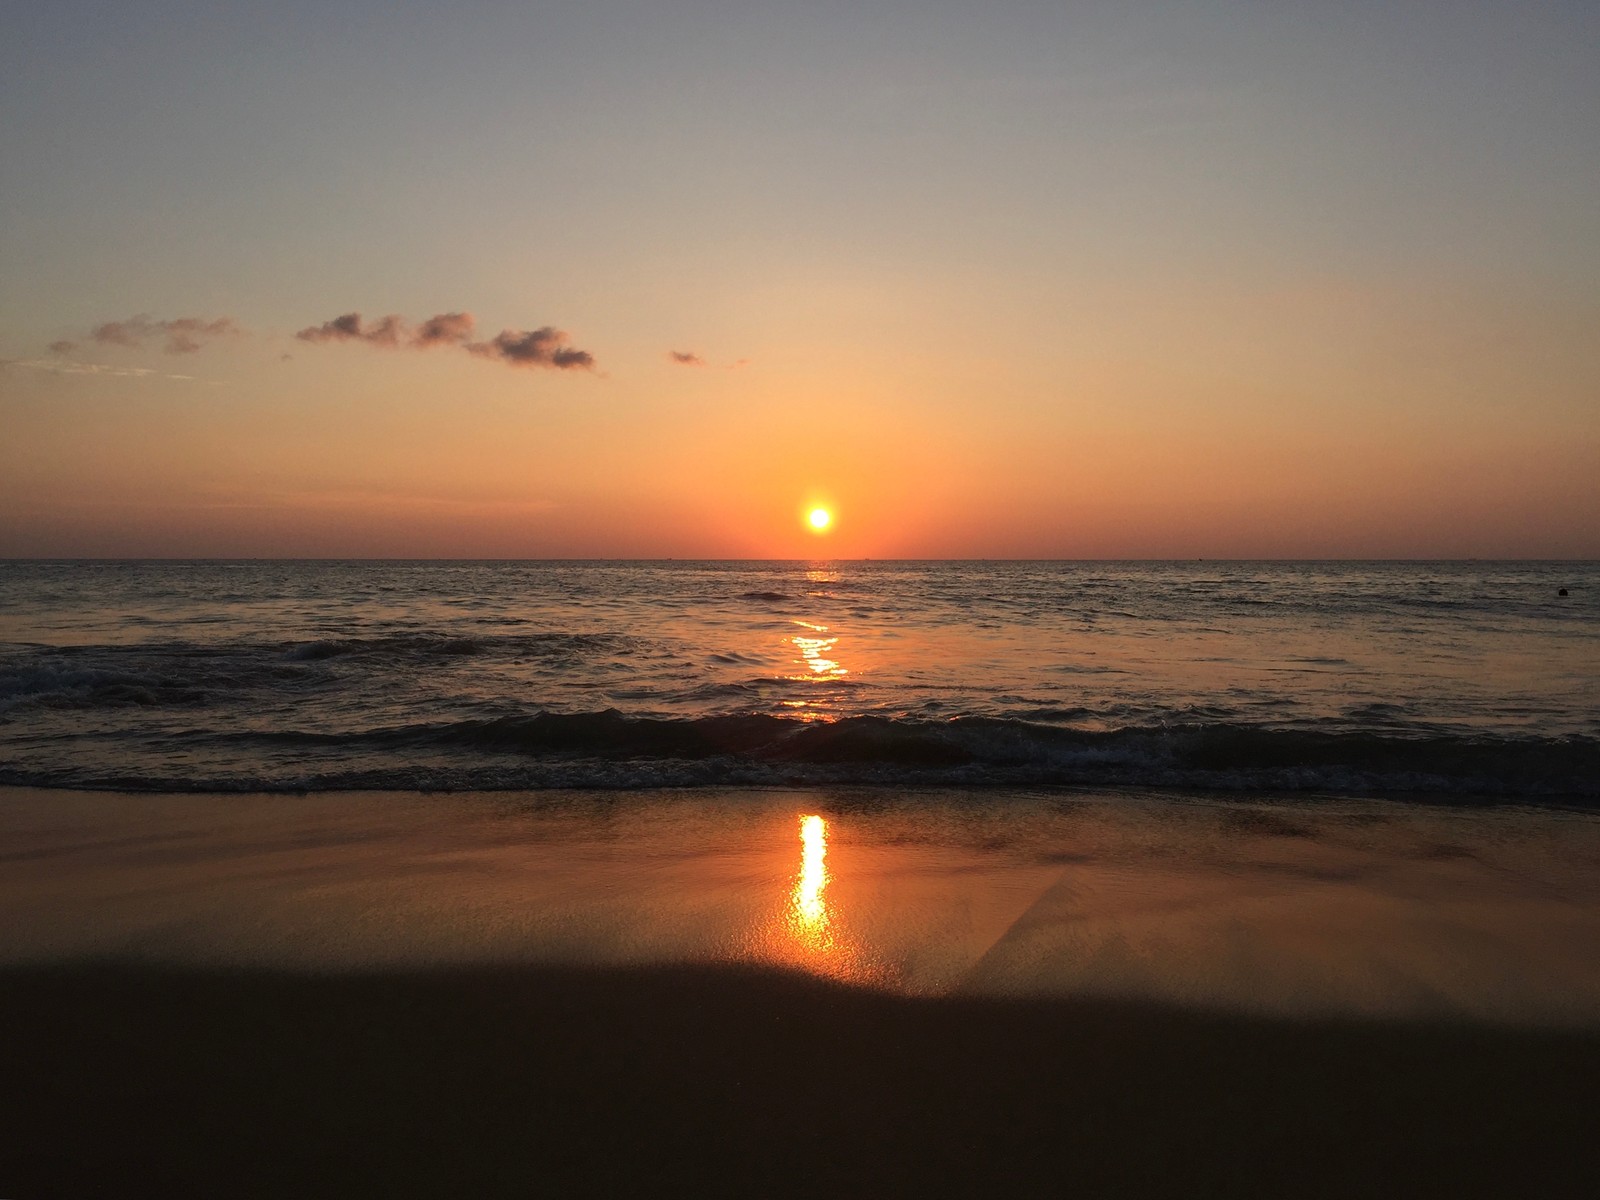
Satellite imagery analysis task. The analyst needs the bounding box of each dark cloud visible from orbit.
[294,312,405,346]
[303,313,362,341]
[364,316,404,347]
[296,311,591,371]
[48,340,77,356]
[89,319,146,347]
[667,350,705,366]
[90,315,241,354]
[411,312,476,348]
[468,327,594,370]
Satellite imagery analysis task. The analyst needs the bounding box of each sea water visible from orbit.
[0,560,1594,796]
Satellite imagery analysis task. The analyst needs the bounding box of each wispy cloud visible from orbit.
[183,483,563,517]
[667,349,748,370]
[297,310,595,371]
[1,356,213,382]
[90,314,243,354]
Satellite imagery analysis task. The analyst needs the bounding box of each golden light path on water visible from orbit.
[789,620,846,679]
[781,602,850,720]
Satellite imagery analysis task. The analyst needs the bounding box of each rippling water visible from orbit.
[1,560,1595,797]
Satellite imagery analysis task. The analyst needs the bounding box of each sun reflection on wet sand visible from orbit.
[745,812,887,986]
[790,814,831,947]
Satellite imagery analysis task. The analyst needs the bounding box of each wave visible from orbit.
[5,712,1595,799]
[0,663,211,712]
[280,632,626,662]
[0,632,631,713]
[284,635,487,661]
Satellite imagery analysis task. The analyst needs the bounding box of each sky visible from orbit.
[2,0,1596,558]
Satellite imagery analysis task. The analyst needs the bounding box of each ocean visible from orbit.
[2,559,1594,798]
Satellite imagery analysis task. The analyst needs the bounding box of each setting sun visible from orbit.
[807,508,832,532]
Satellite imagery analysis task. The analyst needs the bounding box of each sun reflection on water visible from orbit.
[781,617,851,722]
[789,619,847,679]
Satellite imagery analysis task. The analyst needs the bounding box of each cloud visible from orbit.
[2,356,203,381]
[467,327,594,370]
[668,349,749,370]
[296,312,362,342]
[294,312,404,346]
[88,319,146,348]
[298,311,594,371]
[412,312,476,348]
[89,315,241,354]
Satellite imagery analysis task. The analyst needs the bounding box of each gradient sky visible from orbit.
[3,0,1596,557]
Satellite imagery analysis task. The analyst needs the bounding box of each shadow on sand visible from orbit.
[3,961,1595,1198]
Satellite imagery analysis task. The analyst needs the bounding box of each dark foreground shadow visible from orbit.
[2,961,1596,1199]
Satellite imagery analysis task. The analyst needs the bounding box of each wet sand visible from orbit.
[3,786,1598,1195]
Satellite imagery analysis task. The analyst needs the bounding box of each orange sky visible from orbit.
[3,3,1597,557]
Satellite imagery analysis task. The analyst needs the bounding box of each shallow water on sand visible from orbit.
[5,786,1597,1025]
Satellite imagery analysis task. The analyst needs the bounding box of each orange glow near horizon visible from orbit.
[6,333,1596,558]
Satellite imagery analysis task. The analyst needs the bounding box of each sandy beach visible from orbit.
[6,958,1597,1198]
[3,785,1597,1196]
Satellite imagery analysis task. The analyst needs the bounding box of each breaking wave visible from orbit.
[2,710,1594,799]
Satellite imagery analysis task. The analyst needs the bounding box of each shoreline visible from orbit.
[4,784,1599,1022]
[4,777,1597,808]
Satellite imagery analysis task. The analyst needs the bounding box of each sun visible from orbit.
[807,507,832,532]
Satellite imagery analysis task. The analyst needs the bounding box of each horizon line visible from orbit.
[3,556,1596,566]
